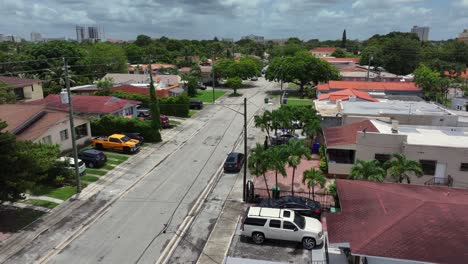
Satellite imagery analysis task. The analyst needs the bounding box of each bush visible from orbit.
[91,115,162,142]
[319,160,328,174]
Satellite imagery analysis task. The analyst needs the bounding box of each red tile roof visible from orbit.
[444,68,468,79]
[310,47,337,53]
[327,180,468,263]
[318,89,378,103]
[0,76,41,88]
[27,94,140,114]
[0,104,46,133]
[111,84,176,98]
[317,81,421,92]
[128,63,176,72]
[339,66,368,72]
[321,57,360,63]
[323,120,378,147]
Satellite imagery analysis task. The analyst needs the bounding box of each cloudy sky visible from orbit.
[1,0,467,41]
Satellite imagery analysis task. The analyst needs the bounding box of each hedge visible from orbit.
[110,91,189,117]
[90,115,162,142]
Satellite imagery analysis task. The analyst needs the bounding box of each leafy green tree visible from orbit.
[81,43,128,77]
[125,44,144,64]
[0,82,16,104]
[384,153,423,184]
[226,77,242,95]
[135,35,152,47]
[266,51,340,95]
[182,74,198,97]
[331,48,346,58]
[350,160,386,182]
[213,58,258,80]
[254,110,272,138]
[287,140,311,196]
[414,64,450,102]
[248,144,271,198]
[148,66,162,142]
[286,38,302,46]
[267,145,289,190]
[96,77,114,96]
[302,168,326,200]
[341,29,347,49]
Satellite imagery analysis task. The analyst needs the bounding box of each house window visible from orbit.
[41,135,52,144]
[419,160,436,175]
[14,88,25,100]
[460,163,468,172]
[75,124,88,139]
[375,154,391,164]
[59,129,69,141]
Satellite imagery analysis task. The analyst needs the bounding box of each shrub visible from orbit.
[91,115,162,142]
[319,160,328,173]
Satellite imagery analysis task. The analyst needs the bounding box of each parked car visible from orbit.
[91,134,140,154]
[58,157,87,175]
[251,76,258,81]
[123,132,144,143]
[78,149,107,168]
[224,152,245,173]
[259,196,322,220]
[270,134,306,146]
[241,207,323,250]
[137,111,171,128]
[189,99,204,110]
[198,82,207,90]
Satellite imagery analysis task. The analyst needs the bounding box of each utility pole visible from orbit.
[243,97,247,202]
[63,57,81,193]
[367,55,374,82]
[212,53,215,103]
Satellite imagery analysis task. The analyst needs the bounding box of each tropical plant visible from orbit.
[384,153,423,184]
[248,144,271,198]
[254,110,272,138]
[267,145,289,189]
[302,168,326,200]
[350,160,386,182]
[226,76,242,95]
[286,140,311,196]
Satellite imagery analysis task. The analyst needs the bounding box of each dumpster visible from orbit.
[272,186,281,199]
[312,142,320,154]
[264,97,269,104]
[282,97,288,104]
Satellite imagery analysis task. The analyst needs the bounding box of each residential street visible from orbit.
[31,79,274,264]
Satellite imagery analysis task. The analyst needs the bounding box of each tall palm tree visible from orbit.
[350,160,386,182]
[254,110,272,138]
[287,139,311,196]
[267,145,288,190]
[384,153,423,184]
[248,144,271,198]
[302,117,321,141]
[302,168,326,200]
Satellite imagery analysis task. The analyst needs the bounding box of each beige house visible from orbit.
[0,76,44,102]
[309,47,337,58]
[324,119,468,188]
[0,104,91,152]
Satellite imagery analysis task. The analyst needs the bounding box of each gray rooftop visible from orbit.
[341,100,452,116]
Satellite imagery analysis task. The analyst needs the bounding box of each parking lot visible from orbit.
[227,221,326,264]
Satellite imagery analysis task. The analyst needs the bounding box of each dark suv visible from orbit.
[223,152,245,173]
[77,149,107,168]
[124,132,144,143]
[189,99,203,110]
[259,196,322,220]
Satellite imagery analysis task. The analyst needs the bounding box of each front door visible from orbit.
[435,163,447,184]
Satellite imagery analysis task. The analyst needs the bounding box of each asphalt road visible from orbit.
[47,79,273,264]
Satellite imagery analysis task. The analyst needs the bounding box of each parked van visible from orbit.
[240,207,323,250]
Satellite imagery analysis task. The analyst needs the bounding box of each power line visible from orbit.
[0,57,62,66]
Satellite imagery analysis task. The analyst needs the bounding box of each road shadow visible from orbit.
[0,205,45,235]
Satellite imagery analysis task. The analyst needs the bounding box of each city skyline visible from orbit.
[0,0,467,41]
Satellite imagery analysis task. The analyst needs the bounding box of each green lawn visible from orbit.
[193,90,226,103]
[170,120,181,126]
[86,169,107,176]
[29,185,77,201]
[288,83,299,89]
[82,175,99,183]
[189,109,199,117]
[106,153,129,161]
[286,99,314,106]
[107,159,124,165]
[102,164,115,170]
[25,199,59,209]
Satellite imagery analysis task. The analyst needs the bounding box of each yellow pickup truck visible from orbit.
[91,134,140,154]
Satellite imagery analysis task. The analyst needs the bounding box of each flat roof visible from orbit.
[371,120,468,148]
[342,100,451,116]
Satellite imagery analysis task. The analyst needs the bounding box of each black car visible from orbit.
[189,99,204,110]
[223,152,245,173]
[124,132,144,143]
[77,149,107,168]
[259,196,322,219]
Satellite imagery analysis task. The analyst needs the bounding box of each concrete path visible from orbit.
[1,202,51,213]
[24,195,64,204]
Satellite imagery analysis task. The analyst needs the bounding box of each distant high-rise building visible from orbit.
[76,25,103,43]
[222,38,234,43]
[241,34,264,43]
[457,29,468,44]
[411,25,430,41]
[31,32,42,42]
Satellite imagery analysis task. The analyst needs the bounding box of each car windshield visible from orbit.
[226,157,236,163]
[293,213,305,229]
[121,136,131,142]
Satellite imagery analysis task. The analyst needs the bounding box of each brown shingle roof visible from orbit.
[0,104,46,133]
[17,111,69,141]
[327,180,468,263]
[0,76,41,88]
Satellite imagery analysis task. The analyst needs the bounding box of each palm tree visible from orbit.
[248,144,271,198]
[254,111,272,138]
[384,153,423,184]
[287,139,311,196]
[302,168,326,200]
[302,117,321,141]
[350,160,386,182]
[267,145,288,190]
